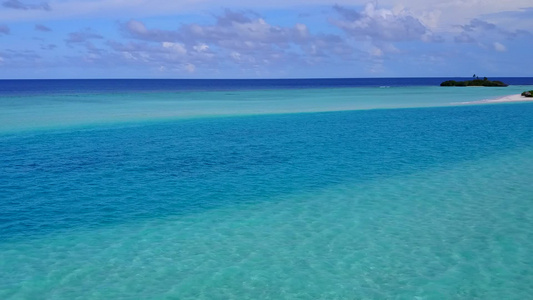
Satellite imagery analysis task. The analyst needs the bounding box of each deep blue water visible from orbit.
[2,103,533,241]
[1,77,532,95]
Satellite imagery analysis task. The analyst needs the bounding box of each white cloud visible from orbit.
[0,0,531,32]
[184,63,195,73]
[452,16,530,49]
[2,0,51,11]
[371,47,383,57]
[65,28,103,43]
[454,32,475,43]
[193,43,209,52]
[2,0,529,77]
[493,42,506,52]
[231,51,241,61]
[332,3,431,42]
[119,10,353,71]
[127,19,148,35]
[162,42,187,55]
[0,49,42,67]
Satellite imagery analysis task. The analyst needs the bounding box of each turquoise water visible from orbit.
[1,84,533,299]
[1,85,532,133]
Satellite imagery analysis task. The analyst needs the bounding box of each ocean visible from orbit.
[1,78,532,299]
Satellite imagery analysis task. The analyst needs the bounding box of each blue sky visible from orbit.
[1,0,532,79]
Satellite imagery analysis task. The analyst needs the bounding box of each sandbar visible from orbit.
[453,94,532,105]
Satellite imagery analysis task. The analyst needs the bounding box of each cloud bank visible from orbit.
[2,0,50,11]
[0,1,531,78]
[112,9,354,74]
[332,3,430,42]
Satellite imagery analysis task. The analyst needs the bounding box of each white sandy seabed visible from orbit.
[454,94,532,105]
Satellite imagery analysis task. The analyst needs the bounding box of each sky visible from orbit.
[0,0,532,79]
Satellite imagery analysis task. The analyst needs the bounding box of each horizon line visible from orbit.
[1,76,531,81]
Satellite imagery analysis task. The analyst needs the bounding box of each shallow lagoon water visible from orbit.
[1,84,532,132]
[3,148,532,299]
[1,80,533,299]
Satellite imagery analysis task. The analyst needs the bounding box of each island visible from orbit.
[521,90,532,97]
[440,76,508,87]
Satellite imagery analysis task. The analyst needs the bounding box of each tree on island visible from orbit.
[440,76,508,87]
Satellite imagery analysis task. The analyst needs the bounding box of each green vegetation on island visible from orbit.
[521,90,533,97]
[440,75,508,87]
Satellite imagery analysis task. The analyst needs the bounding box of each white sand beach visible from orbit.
[454,94,533,105]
